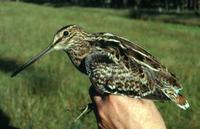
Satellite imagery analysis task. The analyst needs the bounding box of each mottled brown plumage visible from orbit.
[11,25,189,110]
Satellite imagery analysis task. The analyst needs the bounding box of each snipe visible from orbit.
[11,25,189,110]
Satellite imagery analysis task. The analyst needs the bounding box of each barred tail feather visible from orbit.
[161,88,190,110]
[175,94,190,110]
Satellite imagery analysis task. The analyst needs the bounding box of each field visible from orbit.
[0,2,200,129]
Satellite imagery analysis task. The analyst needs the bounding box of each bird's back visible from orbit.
[87,32,189,110]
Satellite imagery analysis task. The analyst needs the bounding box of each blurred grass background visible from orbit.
[0,1,200,129]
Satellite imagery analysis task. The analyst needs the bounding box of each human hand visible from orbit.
[89,87,166,129]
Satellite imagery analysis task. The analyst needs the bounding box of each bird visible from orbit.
[11,24,189,111]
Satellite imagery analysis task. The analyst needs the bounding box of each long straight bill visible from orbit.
[11,44,54,77]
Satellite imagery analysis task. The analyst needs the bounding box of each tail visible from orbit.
[161,88,190,110]
[175,94,190,110]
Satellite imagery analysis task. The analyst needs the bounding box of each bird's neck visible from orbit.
[65,41,91,73]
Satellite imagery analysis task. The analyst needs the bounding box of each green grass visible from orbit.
[0,2,200,129]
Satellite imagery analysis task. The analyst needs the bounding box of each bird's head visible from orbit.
[53,24,84,50]
[11,25,85,77]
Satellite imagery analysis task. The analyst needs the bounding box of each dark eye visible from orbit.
[63,31,69,37]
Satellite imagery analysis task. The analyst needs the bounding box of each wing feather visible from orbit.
[87,32,188,108]
[91,33,182,90]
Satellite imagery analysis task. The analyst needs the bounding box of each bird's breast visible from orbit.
[66,44,91,74]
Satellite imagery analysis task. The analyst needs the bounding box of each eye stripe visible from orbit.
[55,38,63,44]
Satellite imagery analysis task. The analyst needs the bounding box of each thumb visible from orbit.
[89,86,103,104]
